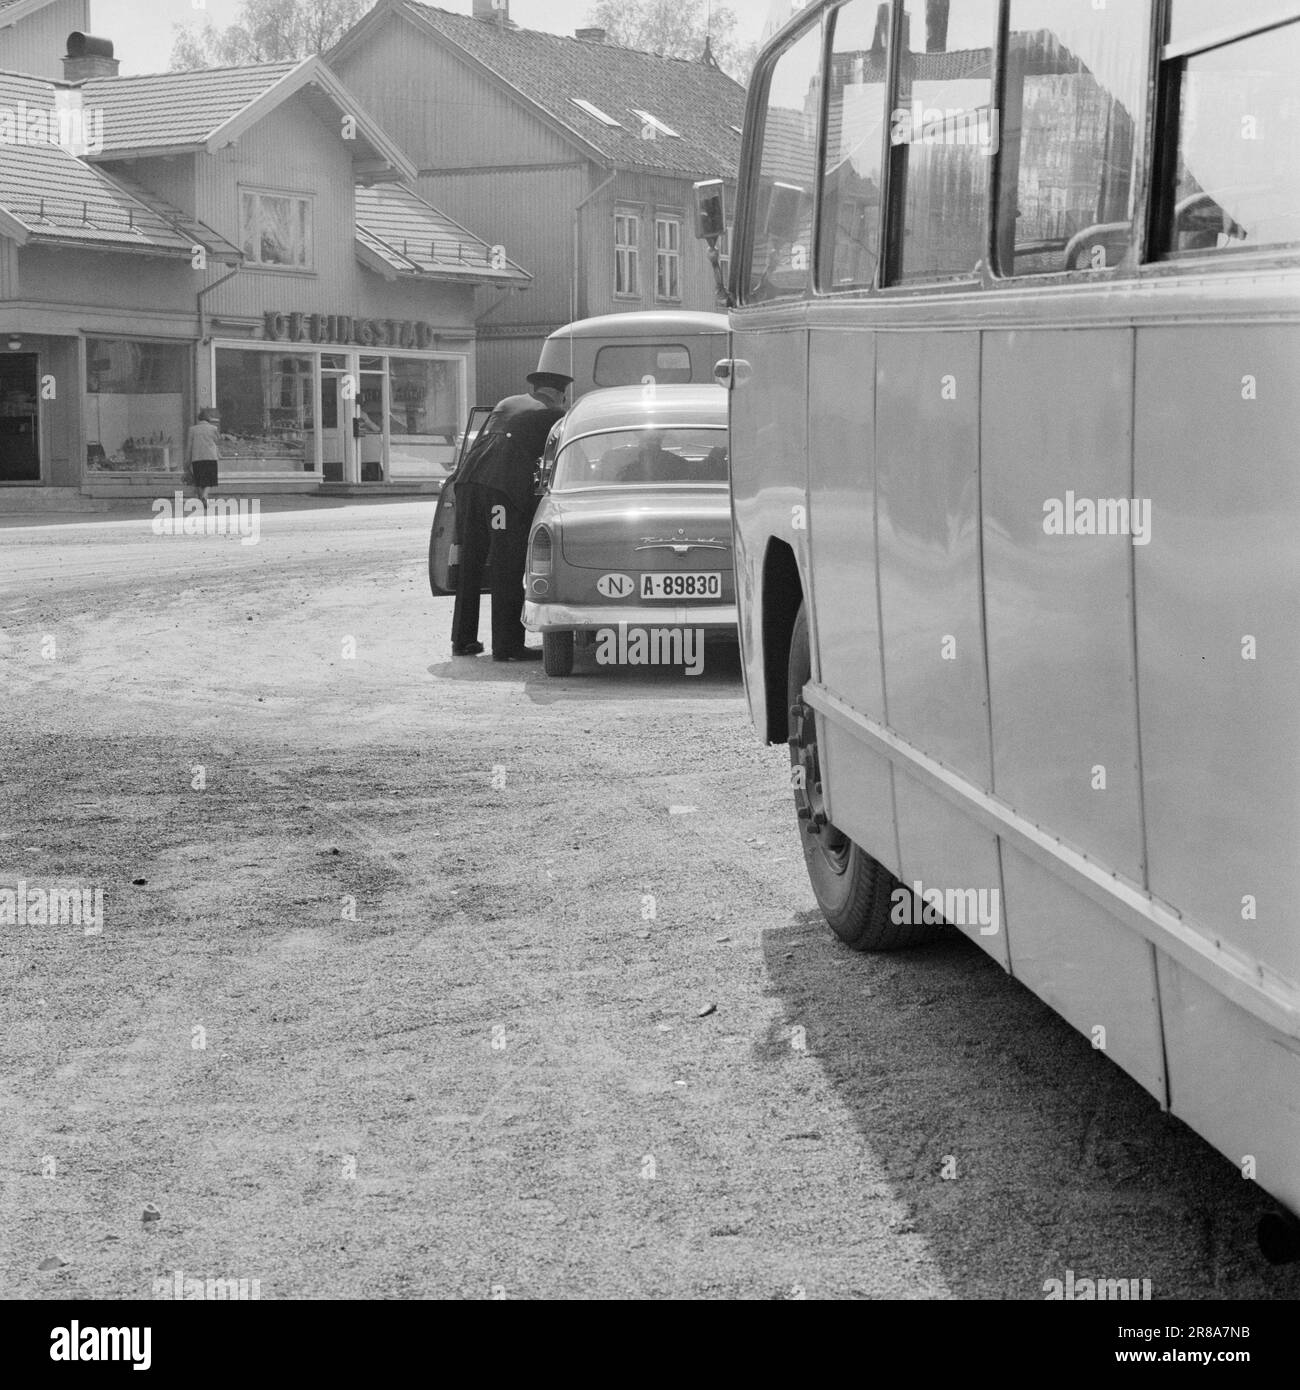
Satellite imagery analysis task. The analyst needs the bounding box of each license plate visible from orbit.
[639,572,722,599]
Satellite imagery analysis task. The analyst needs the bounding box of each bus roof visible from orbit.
[544,311,728,343]
[560,383,728,437]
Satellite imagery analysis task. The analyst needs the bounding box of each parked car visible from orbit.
[522,384,736,676]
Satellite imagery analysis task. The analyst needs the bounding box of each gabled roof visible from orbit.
[332,0,744,180]
[80,55,416,182]
[0,71,238,259]
[0,0,73,22]
[354,182,529,284]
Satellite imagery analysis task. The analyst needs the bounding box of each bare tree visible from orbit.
[584,0,756,83]
[170,0,369,69]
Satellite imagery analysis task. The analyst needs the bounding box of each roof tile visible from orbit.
[400,2,744,178]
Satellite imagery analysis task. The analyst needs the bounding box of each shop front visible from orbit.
[210,314,470,486]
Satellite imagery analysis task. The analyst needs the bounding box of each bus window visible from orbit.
[996,0,1147,276]
[744,21,823,303]
[818,0,890,291]
[1160,18,1300,255]
[887,0,997,282]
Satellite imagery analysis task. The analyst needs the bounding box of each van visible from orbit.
[534,310,728,399]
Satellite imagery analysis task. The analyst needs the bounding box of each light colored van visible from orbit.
[534,310,728,400]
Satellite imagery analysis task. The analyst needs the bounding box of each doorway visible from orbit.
[320,370,352,482]
[0,354,40,482]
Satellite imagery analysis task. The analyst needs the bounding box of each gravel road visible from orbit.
[2,500,1296,1300]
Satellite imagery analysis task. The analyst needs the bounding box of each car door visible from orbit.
[427,405,494,596]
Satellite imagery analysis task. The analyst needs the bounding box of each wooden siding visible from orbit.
[0,0,88,81]
[418,163,587,326]
[332,20,577,170]
[197,96,358,321]
[584,171,730,320]
[17,244,198,315]
[474,332,546,409]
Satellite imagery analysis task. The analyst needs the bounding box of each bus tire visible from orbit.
[787,604,938,951]
[543,630,574,677]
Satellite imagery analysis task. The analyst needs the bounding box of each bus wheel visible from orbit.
[543,630,574,677]
[787,604,938,951]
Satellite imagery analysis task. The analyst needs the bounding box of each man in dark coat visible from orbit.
[451,370,571,660]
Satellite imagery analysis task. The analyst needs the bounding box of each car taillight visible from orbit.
[529,526,552,576]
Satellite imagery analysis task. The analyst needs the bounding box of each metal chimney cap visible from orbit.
[66,33,115,60]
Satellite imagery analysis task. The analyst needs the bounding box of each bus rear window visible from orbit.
[1161,20,1300,255]
[593,344,693,386]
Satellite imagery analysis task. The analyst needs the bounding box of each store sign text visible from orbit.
[263,312,440,349]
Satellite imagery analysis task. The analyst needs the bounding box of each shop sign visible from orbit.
[263,312,439,349]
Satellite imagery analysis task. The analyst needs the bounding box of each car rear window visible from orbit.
[593,344,694,386]
[553,427,728,489]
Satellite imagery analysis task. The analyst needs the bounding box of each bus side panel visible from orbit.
[729,320,811,739]
[877,330,1004,960]
[1000,845,1165,1103]
[982,328,1144,881]
[1135,323,1300,990]
[1157,952,1300,1217]
[806,329,885,720]
[807,326,898,871]
[875,332,991,784]
[894,775,1008,967]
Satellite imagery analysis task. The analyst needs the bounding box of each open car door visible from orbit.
[428,405,494,596]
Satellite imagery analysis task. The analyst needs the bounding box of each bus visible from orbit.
[700,0,1300,1254]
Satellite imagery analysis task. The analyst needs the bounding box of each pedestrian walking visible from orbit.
[187,407,222,502]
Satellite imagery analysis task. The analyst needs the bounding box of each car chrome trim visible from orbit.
[522,601,738,631]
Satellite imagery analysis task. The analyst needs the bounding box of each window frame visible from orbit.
[614,206,642,298]
[239,186,315,272]
[654,213,684,301]
[1147,7,1300,264]
[733,0,1300,307]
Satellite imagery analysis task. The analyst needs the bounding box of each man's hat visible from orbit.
[527,370,572,390]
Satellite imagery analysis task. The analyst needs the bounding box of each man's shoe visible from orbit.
[492,647,543,662]
[452,641,484,656]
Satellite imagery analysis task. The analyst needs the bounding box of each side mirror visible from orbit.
[693,178,733,308]
[694,178,727,241]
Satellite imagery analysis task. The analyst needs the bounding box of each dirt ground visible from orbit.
[1,498,1297,1300]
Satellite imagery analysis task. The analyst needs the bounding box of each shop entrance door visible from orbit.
[320,367,355,483]
[0,354,41,482]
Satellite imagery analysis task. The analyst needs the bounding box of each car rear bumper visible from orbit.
[523,601,738,632]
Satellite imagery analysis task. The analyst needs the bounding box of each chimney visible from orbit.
[472,0,508,23]
[575,27,606,43]
[63,32,119,83]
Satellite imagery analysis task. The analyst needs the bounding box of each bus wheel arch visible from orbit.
[761,539,803,745]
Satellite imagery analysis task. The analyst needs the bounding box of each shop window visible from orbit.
[888,0,998,283]
[996,0,1147,275]
[387,357,464,478]
[241,189,313,269]
[215,349,314,470]
[745,20,822,302]
[819,0,891,292]
[84,339,187,473]
[654,216,682,300]
[615,211,641,296]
